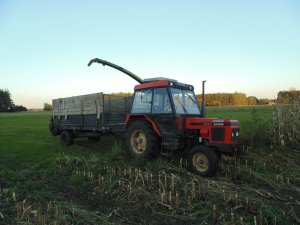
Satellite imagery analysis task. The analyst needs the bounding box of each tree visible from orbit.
[247,96,258,105]
[232,92,248,105]
[0,89,27,112]
[258,98,272,105]
[43,103,53,111]
[0,89,14,112]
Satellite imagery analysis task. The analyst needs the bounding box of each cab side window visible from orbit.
[131,89,152,113]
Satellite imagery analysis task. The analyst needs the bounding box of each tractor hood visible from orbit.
[186,117,240,144]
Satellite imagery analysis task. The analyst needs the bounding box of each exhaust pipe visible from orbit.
[201,80,206,117]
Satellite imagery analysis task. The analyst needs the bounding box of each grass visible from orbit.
[206,105,272,126]
[0,108,299,224]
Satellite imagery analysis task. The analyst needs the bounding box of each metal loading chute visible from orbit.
[88,58,144,84]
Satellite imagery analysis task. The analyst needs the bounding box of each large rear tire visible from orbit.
[126,120,159,158]
[60,130,74,146]
[188,146,219,177]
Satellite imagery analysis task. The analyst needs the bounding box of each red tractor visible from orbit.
[88,59,240,177]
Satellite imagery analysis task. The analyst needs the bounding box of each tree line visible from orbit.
[0,89,27,112]
[196,92,274,106]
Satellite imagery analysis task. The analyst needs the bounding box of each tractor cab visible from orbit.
[132,78,200,116]
[128,78,201,138]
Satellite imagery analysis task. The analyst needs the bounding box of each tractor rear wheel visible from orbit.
[188,146,219,177]
[60,130,74,146]
[126,120,159,158]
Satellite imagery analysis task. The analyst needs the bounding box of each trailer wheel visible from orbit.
[60,130,74,146]
[188,146,219,177]
[126,120,159,158]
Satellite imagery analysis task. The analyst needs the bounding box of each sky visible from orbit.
[0,0,299,108]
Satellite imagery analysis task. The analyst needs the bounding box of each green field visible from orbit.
[0,107,299,224]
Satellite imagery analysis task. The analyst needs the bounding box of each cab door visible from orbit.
[150,88,178,135]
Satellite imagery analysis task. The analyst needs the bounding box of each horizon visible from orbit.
[17,90,282,110]
[1,1,299,108]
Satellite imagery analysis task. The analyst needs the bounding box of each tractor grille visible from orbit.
[211,128,225,142]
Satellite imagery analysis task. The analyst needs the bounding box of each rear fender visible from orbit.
[125,114,161,136]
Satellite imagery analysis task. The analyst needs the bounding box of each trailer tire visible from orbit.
[60,130,74,146]
[126,120,159,158]
[188,146,219,177]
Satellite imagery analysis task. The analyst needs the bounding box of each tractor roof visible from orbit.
[142,77,177,83]
[134,78,194,91]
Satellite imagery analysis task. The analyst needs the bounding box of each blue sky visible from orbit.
[1,0,299,108]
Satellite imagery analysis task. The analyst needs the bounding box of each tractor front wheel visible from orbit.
[126,120,159,158]
[188,146,219,177]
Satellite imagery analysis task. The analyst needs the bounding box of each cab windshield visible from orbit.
[170,88,200,115]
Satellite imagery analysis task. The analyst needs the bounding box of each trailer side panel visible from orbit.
[50,92,132,137]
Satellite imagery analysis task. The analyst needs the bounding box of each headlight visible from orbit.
[232,130,239,138]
